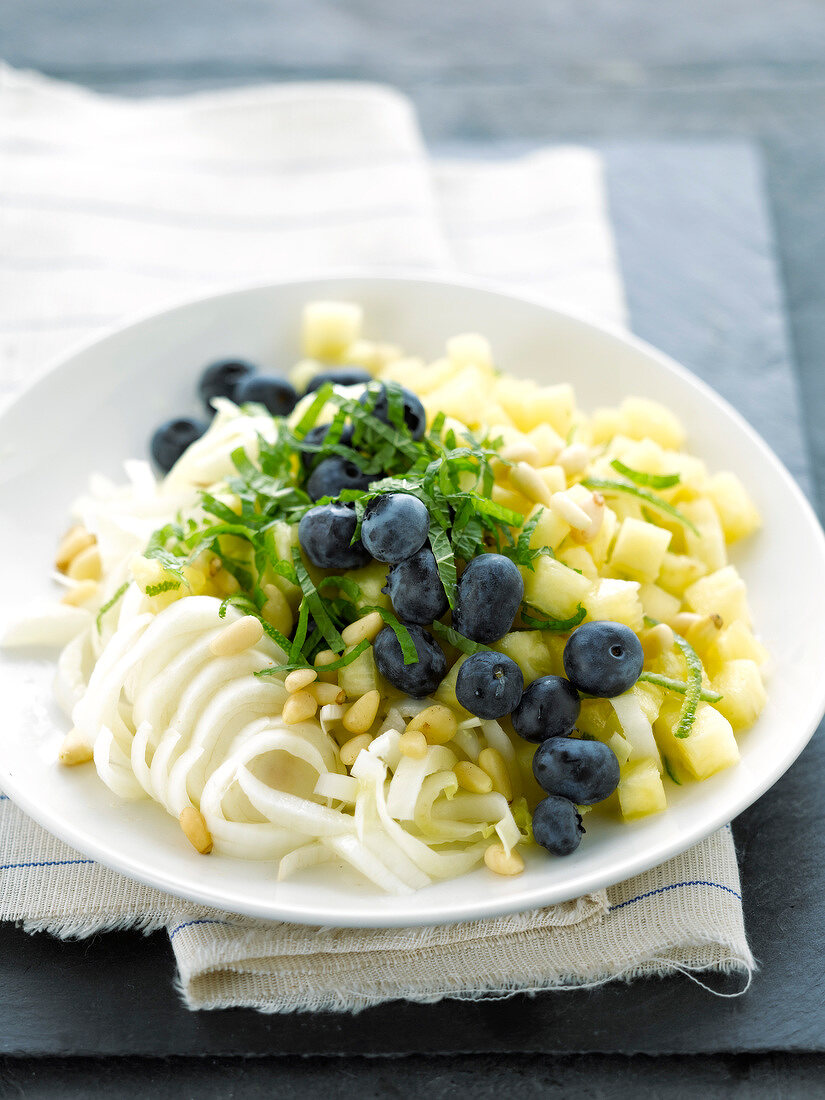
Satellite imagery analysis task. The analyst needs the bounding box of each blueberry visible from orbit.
[361,494,430,563]
[373,625,447,697]
[452,554,524,644]
[455,651,524,719]
[306,367,374,393]
[563,620,644,697]
[150,416,208,473]
[306,455,374,501]
[384,546,448,625]
[532,795,585,856]
[234,374,298,417]
[359,383,426,441]
[532,737,620,805]
[298,502,371,570]
[298,423,356,470]
[511,676,581,743]
[198,359,257,413]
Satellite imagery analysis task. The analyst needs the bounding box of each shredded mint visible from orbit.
[428,527,458,609]
[360,604,418,665]
[610,458,681,489]
[582,477,699,536]
[430,621,490,655]
[520,604,587,632]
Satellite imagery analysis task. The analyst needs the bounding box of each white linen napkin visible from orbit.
[0,65,752,1011]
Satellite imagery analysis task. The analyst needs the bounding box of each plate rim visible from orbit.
[2,269,824,927]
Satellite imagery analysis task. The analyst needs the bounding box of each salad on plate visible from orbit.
[2,301,768,895]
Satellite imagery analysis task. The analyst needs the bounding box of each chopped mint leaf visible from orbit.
[520,604,587,631]
[610,458,681,489]
[582,477,699,536]
[430,621,490,655]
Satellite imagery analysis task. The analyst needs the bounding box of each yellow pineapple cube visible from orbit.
[344,339,401,375]
[446,332,493,369]
[657,551,707,596]
[526,423,565,465]
[583,578,645,631]
[681,499,727,572]
[381,356,455,395]
[617,759,667,820]
[711,659,767,731]
[302,301,362,360]
[422,365,496,428]
[577,698,618,741]
[288,358,323,392]
[522,556,592,618]
[491,631,554,684]
[633,680,665,724]
[708,620,768,673]
[434,654,473,719]
[684,565,752,627]
[491,483,533,519]
[588,506,619,568]
[524,503,570,552]
[494,379,576,436]
[536,465,567,495]
[619,397,686,449]
[557,545,598,579]
[609,732,633,766]
[706,471,761,543]
[609,517,672,583]
[590,406,623,444]
[654,699,740,780]
[639,583,681,624]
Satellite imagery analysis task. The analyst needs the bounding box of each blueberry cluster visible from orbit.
[149,358,375,474]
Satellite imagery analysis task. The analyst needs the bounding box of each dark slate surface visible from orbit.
[1,143,823,1062]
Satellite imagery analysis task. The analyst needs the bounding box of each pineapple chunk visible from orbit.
[711,659,767,731]
[577,698,618,741]
[609,732,633,766]
[639,583,681,624]
[654,699,740,781]
[609,517,672,583]
[526,423,565,465]
[557,545,598,579]
[536,465,567,495]
[381,356,454,395]
[491,483,534,518]
[302,301,362,360]
[657,551,707,596]
[681,499,727,572]
[708,620,768,672]
[684,565,752,627]
[634,680,665,724]
[619,396,686,449]
[583,578,644,631]
[288,358,323,392]
[495,379,576,436]
[522,556,592,618]
[514,739,546,809]
[446,332,493,369]
[590,407,623,445]
[588,505,619,568]
[491,631,554,684]
[433,654,473,719]
[346,560,391,612]
[524,502,570,552]
[617,759,667,820]
[343,339,400,375]
[422,365,496,428]
[706,471,761,543]
[338,644,381,698]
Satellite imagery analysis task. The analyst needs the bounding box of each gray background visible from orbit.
[3,2,825,1095]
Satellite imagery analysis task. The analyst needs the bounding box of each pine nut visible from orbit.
[509,462,554,506]
[399,729,428,759]
[550,491,592,531]
[282,690,318,724]
[67,545,102,582]
[179,806,213,854]
[406,704,457,746]
[341,611,384,647]
[314,649,339,684]
[557,442,590,475]
[209,615,264,657]
[671,611,702,635]
[484,842,525,876]
[55,526,95,572]
[207,556,223,577]
[261,583,292,635]
[499,441,541,467]
[61,580,99,607]
[310,682,346,705]
[339,733,373,767]
[454,760,493,794]
[570,492,605,543]
[641,622,675,660]
[343,689,381,735]
[58,728,93,766]
[478,746,513,801]
[285,667,317,693]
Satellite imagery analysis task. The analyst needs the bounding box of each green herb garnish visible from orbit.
[672,631,704,738]
[609,458,681,489]
[638,670,722,704]
[582,477,699,536]
[663,756,682,785]
[431,621,490,655]
[520,604,587,632]
[95,582,129,634]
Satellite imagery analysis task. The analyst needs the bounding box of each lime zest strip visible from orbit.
[638,670,722,704]
[671,631,704,738]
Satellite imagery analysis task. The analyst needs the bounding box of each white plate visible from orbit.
[2,273,824,928]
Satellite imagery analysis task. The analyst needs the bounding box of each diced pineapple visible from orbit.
[617,759,667,820]
[491,631,554,684]
[590,407,623,445]
[541,633,568,676]
[491,483,534,518]
[346,560,391,612]
[433,654,473,718]
[657,551,707,596]
[494,379,576,436]
[708,620,768,673]
[514,739,546,809]
[343,339,400,375]
[422,365,496,428]
[684,565,752,627]
[639,583,681,624]
[524,502,570,552]
[654,699,740,780]
[681,499,727,572]
[711,659,767,731]
[613,437,669,475]
[338,644,381,698]
[706,471,761,543]
[577,698,617,741]
[609,732,632,766]
[526,423,565,465]
[288,358,323,392]
[446,332,493,369]
[588,505,619,568]
[583,578,644,631]
[521,556,592,618]
[619,396,686,450]
[536,465,567,495]
[302,301,362,360]
[633,680,665,724]
[609,517,672,583]
[557,545,598,579]
[381,356,454,395]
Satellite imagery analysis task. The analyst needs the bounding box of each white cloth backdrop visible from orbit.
[0,66,752,1012]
